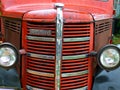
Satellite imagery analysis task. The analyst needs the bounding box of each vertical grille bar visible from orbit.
[55,3,64,90]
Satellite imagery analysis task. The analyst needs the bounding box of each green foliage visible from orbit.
[113,34,120,44]
[117,21,120,29]
[114,15,120,35]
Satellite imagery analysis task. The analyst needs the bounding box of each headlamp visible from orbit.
[0,43,18,69]
[97,44,120,71]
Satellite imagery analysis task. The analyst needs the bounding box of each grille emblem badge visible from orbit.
[29,29,52,36]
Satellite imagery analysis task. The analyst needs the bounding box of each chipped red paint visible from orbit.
[1,0,113,19]
[0,0,114,90]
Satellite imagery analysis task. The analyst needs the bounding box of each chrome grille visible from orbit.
[25,22,90,90]
[63,23,90,37]
[61,23,90,89]
[26,22,56,90]
[27,73,54,89]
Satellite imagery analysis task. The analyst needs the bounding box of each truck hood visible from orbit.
[23,9,94,23]
[2,3,54,18]
[2,3,111,22]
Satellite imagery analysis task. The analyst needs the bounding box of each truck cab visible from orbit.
[0,0,120,90]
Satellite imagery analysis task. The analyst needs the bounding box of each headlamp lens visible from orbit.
[100,48,120,68]
[0,47,16,67]
[0,43,18,69]
[97,44,120,71]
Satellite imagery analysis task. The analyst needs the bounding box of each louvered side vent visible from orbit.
[3,18,21,49]
[61,23,90,90]
[94,19,112,51]
[95,19,112,35]
[3,18,21,32]
[26,22,56,90]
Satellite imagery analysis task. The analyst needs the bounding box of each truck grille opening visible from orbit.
[26,22,56,90]
[25,22,90,90]
[61,23,90,90]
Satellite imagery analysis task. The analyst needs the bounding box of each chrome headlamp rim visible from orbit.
[0,43,18,69]
[97,44,120,71]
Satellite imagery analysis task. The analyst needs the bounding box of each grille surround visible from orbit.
[24,21,91,90]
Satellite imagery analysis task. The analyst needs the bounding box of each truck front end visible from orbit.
[0,0,120,90]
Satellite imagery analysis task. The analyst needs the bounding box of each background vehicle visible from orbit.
[0,0,120,90]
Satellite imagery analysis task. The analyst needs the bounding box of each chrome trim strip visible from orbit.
[64,37,90,42]
[27,53,55,60]
[63,54,87,60]
[62,70,88,77]
[27,36,55,42]
[55,3,64,90]
[27,36,89,42]
[72,86,88,90]
[27,69,54,77]
[27,85,44,90]
[26,85,87,90]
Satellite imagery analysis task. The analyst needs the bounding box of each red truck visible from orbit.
[0,0,120,90]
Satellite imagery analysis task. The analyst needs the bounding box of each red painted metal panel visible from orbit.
[1,0,113,18]
[21,21,28,90]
